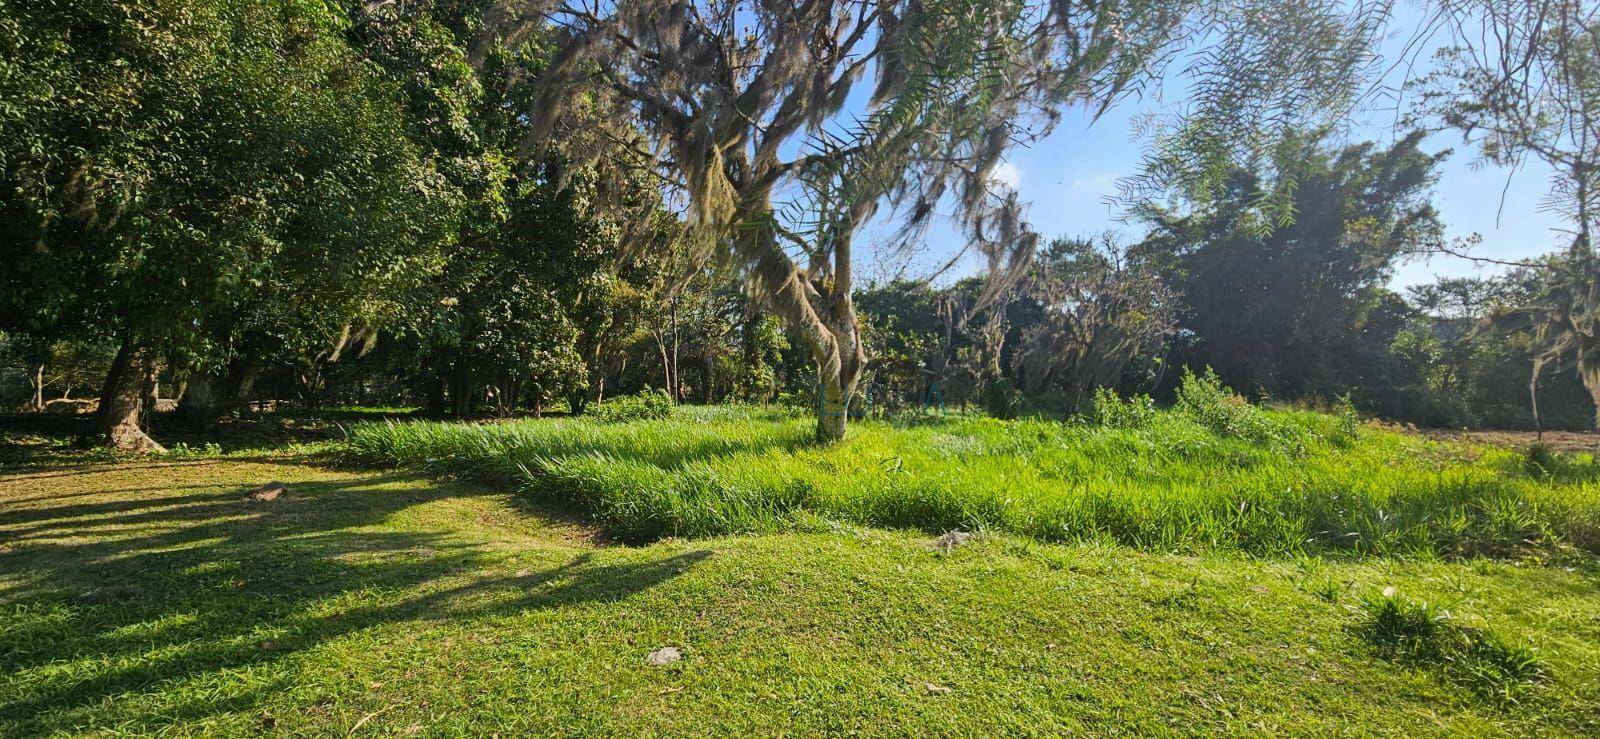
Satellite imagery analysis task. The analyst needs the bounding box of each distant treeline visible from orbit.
[1,1,1593,438]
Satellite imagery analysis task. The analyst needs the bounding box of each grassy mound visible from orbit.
[342,377,1600,554]
[7,461,1599,734]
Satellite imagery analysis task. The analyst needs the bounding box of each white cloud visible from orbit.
[988,161,1021,189]
[1070,173,1118,192]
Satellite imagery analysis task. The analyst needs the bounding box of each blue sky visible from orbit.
[855,8,1571,293]
[928,107,1566,291]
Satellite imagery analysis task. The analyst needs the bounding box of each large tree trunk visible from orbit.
[1579,340,1600,431]
[176,356,261,428]
[449,359,474,417]
[425,374,446,416]
[221,351,263,414]
[27,363,45,412]
[97,337,165,453]
[731,216,865,443]
[177,372,219,429]
[816,362,851,442]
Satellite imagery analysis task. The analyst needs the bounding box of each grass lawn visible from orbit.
[4,456,1600,735]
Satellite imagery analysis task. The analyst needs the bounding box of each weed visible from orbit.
[1524,442,1558,478]
[1088,387,1159,430]
[588,389,674,424]
[161,442,222,459]
[1174,368,1311,454]
[1357,588,1549,700]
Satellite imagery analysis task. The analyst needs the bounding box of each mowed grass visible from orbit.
[341,387,1600,556]
[4,460,1600,735]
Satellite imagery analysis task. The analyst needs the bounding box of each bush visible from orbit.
[1088,387,1159,429]
[982,379,1022,420]
[588,389,674,423]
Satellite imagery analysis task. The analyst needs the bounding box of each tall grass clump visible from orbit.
[1171,369,1320,452]
[341,376,1600,553]
[1357,588,1550,700]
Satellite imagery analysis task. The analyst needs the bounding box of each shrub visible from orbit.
[1088,387,1159,429]
[588,389,674,423]
[161,442,223,459]
[983,379,1022,420]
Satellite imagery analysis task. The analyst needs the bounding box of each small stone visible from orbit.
[80,584,141,603]
[247,482,288,501]
[931,530,974,553]
[646,646,683,666]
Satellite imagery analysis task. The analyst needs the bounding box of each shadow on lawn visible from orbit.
[0,469,707,733]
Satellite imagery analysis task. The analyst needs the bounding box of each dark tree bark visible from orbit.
[97,336,165,453]
[449,359,474,417]
[177,372,219,429]
[425,374,446,416]
[670,299,681,404]
[176,356,262,428]
[222,357,262,413]
[27,363,45,412]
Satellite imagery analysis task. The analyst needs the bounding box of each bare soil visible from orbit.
[1419,428,1600,454]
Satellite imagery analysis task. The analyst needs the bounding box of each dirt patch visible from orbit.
[1419,428,1599,454]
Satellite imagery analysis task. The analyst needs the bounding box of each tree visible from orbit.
[0,333,116,412]
[343,2,684,419]
[1490,249,1600,430]
[1413,0,1600,430]
[1404,273,1596,429]
[487,0,1390,441]
[0,0,457,449]
[1139,133,1446,402]
[857,281,954,413]
[1009,237,1177,409]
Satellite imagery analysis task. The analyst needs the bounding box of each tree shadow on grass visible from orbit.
[0,468,708,734]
